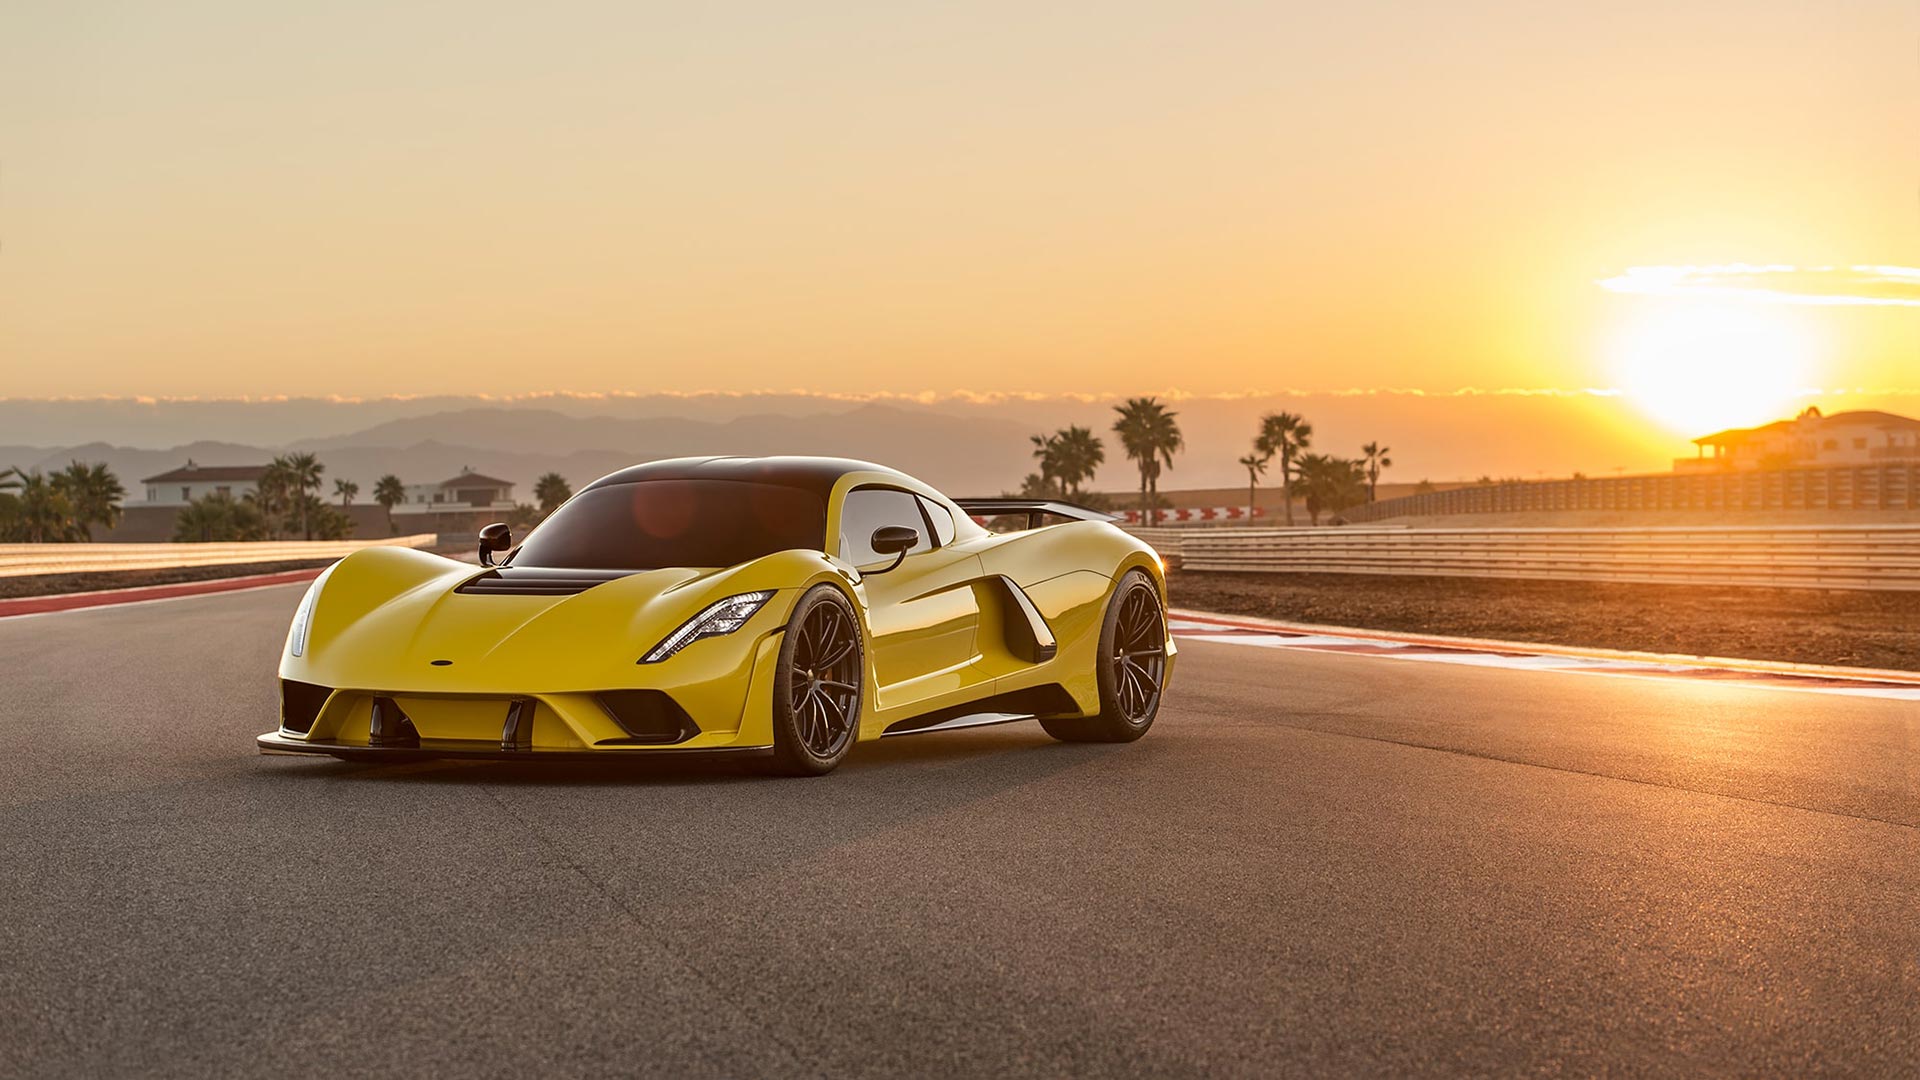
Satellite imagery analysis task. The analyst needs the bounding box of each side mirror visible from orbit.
[478,522,512,567]
[866,525,919,574]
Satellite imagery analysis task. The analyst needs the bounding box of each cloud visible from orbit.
[1597,264,1920,307]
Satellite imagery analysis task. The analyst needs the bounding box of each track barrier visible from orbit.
[1129,524,1920,591]
[0,534,439,579]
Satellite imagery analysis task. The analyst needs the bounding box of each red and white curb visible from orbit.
[0,568,324,620]
[1169,611,1920,702]
[1118,505,1264,524]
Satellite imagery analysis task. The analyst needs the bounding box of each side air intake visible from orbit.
[279,680,332,734]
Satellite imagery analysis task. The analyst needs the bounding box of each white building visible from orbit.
[394,469,517,516]
[1680,408,1920,471]
[140,462,271,505]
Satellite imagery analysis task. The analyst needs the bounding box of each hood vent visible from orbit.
[456,567,637,596]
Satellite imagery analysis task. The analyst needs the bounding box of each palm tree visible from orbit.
[1255,412,1313,526]
[1112,398,1183,525]
[51,461,124,537]
[1361,442,1393,502]
[174,495,229,543]
[1029,434,1060,498]
[7,469,80,542]
[1031,427,1106,501]
[534,472,572,517]
[372,474,406,534]
[0,469,20,542]
[252,461,293,538]
[1237,451,1269,524]
[1294,454,1367,526]
[174,492,268,542]
[1052,426,1105,500]
[334,478,359,506]
[303,496,354,540]
[273,452,325,539]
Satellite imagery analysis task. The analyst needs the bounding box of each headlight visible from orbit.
[286,565,335,658]
[638,591,775,664]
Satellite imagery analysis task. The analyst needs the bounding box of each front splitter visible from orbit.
[256,730,774,762]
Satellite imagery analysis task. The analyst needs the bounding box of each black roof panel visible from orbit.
[578,456,897,499]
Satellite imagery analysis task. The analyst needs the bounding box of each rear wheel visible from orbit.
[1041,570,1167,743]
[766,585,865,776]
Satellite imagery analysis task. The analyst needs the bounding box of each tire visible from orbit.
[1041,569,1168,744]
[766,585,865,776]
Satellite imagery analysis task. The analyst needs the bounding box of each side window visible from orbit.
[917,497,956,546]
[838,488,934,567]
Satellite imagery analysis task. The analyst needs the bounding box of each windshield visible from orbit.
[510,479,826,570]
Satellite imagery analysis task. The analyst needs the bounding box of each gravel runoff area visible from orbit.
[0,560,340,600]
[1169,569,1920,672]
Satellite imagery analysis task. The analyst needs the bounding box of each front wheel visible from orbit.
[1041,569,1168,743]
[766,585,865,776]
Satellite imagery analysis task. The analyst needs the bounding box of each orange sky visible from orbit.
[2,1,1914,435]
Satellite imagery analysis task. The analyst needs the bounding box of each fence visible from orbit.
[0,534,439,579]
[1345,464,1920,523]
[1139,524,1920,591]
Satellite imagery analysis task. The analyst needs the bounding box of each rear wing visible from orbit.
[953,498,1119,531]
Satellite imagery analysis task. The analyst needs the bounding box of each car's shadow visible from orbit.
[268,724,1139,788]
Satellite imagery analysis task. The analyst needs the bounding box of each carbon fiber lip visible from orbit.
[256,731,773,761]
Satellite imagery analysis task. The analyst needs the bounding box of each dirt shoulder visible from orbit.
[1168,570,1920,672]
[0,560,340,600]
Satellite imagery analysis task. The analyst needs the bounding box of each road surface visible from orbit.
[2,584,1915,1076]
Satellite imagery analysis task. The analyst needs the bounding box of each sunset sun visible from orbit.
[1607,303,1819,436]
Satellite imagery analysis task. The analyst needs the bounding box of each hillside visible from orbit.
[3,404,1035,503]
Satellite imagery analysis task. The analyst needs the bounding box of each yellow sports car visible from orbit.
[257,456,1174,775]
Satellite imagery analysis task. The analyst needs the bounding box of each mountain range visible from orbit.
[9,390,1916,504]
[3,403,1035,504]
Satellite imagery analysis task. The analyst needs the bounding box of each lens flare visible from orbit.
[1606,303,1819,435]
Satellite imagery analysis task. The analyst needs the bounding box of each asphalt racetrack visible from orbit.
[3,584,1915,1077]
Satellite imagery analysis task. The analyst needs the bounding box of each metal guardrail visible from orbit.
[1123,527,1191,570]
[1346,463,1920,522]
[0,534,439,579]
[1131,525,1920,591]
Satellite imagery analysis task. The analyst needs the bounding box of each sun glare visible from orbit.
[1607,303,1818,436]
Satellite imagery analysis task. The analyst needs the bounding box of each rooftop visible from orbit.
[1693,409,1920,446]
[438,470,516,488]
[141,463,271,484]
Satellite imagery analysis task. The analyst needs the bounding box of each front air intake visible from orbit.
[596,690,700,745]
[457,568,637,596]
[280,679,332,734]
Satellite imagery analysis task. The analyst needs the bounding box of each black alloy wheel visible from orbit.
[1109,579,1168,724]
[768,585,865,775]
[1041,569,1167,743]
